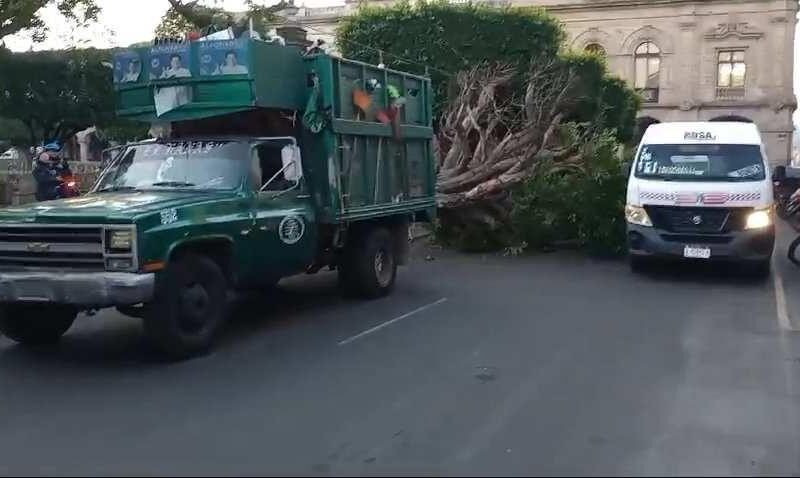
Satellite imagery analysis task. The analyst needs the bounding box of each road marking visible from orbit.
[772,263,796,332]
[338,298,448,346]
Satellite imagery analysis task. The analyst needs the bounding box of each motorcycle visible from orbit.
[56,173,80,198]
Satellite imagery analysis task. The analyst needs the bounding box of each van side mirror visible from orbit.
[281,145,303,183]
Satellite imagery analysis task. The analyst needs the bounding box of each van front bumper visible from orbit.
[0,271,155,308]
[627,224,775,262]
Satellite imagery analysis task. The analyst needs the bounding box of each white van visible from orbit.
[625,121,774,274]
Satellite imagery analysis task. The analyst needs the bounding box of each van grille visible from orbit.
[0,225,105,271]
[645,206,751,234]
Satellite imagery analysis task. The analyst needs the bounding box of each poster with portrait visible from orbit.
[198,39,250,77]
[113,50,142,84]
[150,43,192,80]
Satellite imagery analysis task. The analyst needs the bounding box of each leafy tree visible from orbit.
[155,0,291,38]
[0,47,123,144]
[0,0,100,44]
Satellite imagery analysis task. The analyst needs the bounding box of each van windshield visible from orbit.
[634,144,765,182]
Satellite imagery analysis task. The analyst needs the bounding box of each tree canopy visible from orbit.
[0,0,100,44]
[0,48,145,145]
[155,0,291,39]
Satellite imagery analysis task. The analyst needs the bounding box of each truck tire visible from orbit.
[0,304,77,345]
[339,227,397,299]
[143,253,228,360]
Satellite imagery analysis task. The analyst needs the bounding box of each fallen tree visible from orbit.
[435,60,608,234]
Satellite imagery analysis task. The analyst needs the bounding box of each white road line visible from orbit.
[338,298,448,346]
[772,262,795,332]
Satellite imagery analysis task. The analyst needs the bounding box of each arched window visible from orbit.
[634,41,661,102]
[585,43,606,56]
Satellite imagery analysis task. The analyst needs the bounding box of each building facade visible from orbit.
[284,0,799,165]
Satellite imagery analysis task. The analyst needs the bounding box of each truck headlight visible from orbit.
[625,205,653,227]
[745,209,772,230]
[107,229,133,251]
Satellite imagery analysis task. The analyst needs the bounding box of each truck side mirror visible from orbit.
[281,145,303,183]
[773,165,787,182]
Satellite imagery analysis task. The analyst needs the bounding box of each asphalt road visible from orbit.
[1,230,799,476]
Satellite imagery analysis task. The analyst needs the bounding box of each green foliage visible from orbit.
[433,216,515,253]
[338,1,564,119]
[155,5,204,39]
[0,0,100,43]
[0,117,32,145]
[511,131,628,257]
[155,0,288,38]
[560,52,641,143]
[0,47,143,145]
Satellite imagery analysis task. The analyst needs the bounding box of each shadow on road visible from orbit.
[0,272,351,371]
[631,260,774,287]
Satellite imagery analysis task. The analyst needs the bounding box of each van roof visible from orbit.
[641,121,762,145]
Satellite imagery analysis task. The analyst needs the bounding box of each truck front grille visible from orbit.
[0,225,105,271]
[644,206,751,234]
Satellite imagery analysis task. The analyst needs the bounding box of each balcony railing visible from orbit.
[716,87,745,101]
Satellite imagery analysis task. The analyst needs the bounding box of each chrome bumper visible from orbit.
[0,271,155,307]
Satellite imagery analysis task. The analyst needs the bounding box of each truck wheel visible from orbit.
[144,253,228,360]
[0,304,77,345]
[339,227,397,299]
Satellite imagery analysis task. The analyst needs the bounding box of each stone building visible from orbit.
[283,0,798,165]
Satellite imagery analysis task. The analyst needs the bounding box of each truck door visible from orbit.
[247,140,316,285]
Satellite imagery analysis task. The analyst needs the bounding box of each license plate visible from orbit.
[683,245,711,259]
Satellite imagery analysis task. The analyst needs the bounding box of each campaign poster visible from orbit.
[113,50,142,84]
[150,43,192,80]
[198,39,250,77]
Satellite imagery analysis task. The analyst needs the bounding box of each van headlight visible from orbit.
[745,208,772,230]
[625,205,653,227]
[106,229,133,251]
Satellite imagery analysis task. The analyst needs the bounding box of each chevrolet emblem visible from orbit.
[27,242,51,253]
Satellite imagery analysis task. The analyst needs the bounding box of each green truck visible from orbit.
[0,37,436,358]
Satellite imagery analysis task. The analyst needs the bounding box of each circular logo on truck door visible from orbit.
[279,215,305,244]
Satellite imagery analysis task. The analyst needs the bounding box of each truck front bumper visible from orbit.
[0,271,155,308]
[627,224,775,262]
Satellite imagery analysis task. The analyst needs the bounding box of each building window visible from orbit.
[634,41,661,103]
[585,43,606,56]
[717,50,746,100]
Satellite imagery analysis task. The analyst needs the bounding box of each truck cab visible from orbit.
[0,38,435,359]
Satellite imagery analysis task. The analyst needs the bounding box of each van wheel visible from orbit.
[143,253,228,360]
[0,304,77,346]
[339,227,397,299]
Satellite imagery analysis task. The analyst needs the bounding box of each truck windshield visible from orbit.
[95,141,246,192]
[634,144,765,182]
